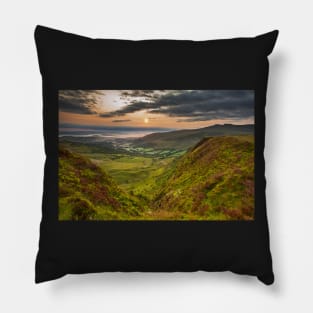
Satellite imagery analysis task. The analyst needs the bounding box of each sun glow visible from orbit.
[144,117,149,124]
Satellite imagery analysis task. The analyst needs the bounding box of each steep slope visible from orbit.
[58,146,142,220]
[152,136,254,220]
[134,124,254,151]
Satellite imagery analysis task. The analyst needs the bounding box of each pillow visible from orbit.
[34,25,278,285]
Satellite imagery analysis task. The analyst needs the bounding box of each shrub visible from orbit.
[68,196,97,221]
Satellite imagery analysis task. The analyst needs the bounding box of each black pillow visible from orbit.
[35,25,278,285]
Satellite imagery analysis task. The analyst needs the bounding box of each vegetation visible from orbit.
[59,133,255,221]
[58,146,142,220]
[152,136,254,220]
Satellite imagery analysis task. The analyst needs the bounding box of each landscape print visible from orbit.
[59,90,255,221]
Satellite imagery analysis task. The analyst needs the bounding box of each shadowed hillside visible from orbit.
[134,124,254,151]
[151,136,254,220]
[58,146,142,220]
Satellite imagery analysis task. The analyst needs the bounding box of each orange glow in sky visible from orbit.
[59,90,254,129]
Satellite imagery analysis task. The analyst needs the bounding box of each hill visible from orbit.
[133,124,254,151]
[58,146,142,220]
[151,136,254,220]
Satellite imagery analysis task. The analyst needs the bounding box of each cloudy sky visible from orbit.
[59,90,254,129]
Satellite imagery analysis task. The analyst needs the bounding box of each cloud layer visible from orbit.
[59,90,254,123]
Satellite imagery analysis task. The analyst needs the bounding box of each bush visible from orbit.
[68,196,97,221]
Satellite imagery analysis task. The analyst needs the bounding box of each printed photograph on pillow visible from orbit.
[58,89,254,221]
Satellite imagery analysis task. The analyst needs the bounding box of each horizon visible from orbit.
[59,122,254,139]
[59,121,254,131]
[59,90,254,130]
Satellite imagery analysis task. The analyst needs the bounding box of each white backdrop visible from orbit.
[1,1,312,312]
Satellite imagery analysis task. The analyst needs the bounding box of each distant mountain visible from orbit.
[58,146,142,220]
[133,124,254,150]
[152,136,254,220]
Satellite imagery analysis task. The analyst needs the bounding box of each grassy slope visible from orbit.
[92,154,175,201]
[58,145,142,220]
[60,147,176,202]
[151,136,254,220]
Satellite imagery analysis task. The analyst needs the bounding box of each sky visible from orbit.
[59,90,254,129]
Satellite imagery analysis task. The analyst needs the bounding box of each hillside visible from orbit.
[151,136,255,220]
[58,146,142,220]
[133,124,254,151]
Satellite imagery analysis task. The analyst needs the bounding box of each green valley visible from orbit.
[59,125,255,221]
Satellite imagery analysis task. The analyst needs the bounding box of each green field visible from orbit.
[87,153,176,201]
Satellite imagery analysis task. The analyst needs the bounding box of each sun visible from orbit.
[144,117,149,124]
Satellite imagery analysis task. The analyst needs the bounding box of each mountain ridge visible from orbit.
[134,123,254,150]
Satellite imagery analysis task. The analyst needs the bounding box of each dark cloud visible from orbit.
[99,101,157,117]
[59,90,104,114]
[120,90,161,99]
[112,119,131,123]
[101,90,254,122]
